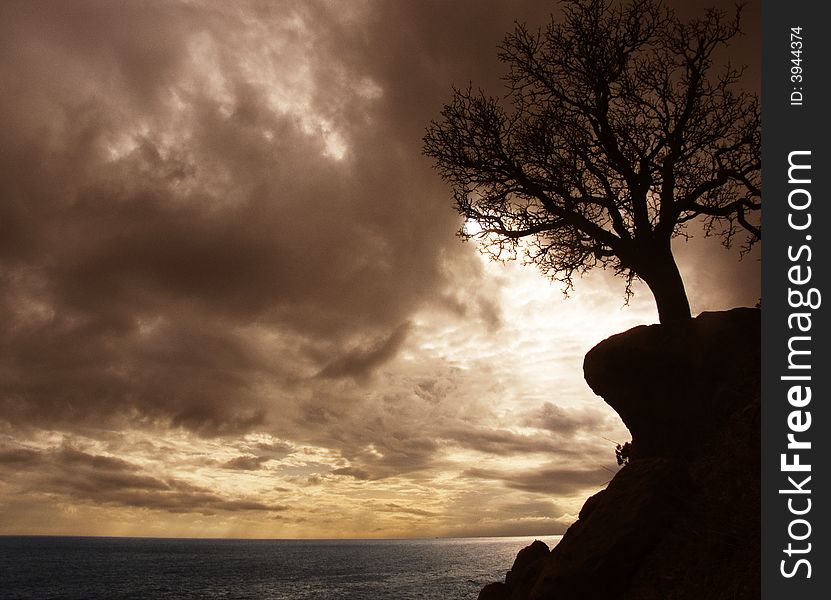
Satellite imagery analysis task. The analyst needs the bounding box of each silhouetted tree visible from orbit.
[424,0,760,323]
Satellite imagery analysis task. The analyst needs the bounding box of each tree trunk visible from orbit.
[636,245,692,324]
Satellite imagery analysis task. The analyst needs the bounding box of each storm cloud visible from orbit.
[0,444,286,515]
[0,0,760,538]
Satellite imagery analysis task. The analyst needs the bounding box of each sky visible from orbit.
[0,0,759,539]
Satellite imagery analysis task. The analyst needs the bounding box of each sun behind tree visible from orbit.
[424,0,760,324]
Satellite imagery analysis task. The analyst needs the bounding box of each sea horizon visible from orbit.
[0,533,563,541]
[1,534,563,599]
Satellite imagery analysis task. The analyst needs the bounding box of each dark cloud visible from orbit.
[0,447,43,469]
[521,403,610,436]
[439,495,569,537]
[379,503,439,518]
[318,322,411,381]
[0,0,758,433]
[331,467,372,481]
[211,441,295,471]
[443,427,586,457]
[320,417,612,486]
[330,431,442,481]
[221,455,271,471]
[1,444,285,515]
[496,499,566,520]
[0,0,482,435]
[0,0,760,536]
[249,441,294,459]
[463,465,613,496]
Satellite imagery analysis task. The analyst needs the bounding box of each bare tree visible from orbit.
[423,0,760,323]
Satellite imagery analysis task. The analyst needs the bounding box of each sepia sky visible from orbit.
[0,0,759,538]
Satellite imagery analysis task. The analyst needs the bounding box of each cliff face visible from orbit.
[479,308,760,600]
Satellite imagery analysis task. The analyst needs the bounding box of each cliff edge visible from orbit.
[478,308,760,600]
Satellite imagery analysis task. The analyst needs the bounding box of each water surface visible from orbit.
[0,535,562,599]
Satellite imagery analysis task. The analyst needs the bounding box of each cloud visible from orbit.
[496,499,566,520]
[463,465,613,496]
[248,440,295,458]
[379,503,439,518]
[438,495,571,538]
[442,427,583,457]
[318,322,412,381]
[0,0,598,440]
[329,432,443,481]
[0,447,43,468]
[521,403,610,436]
[0,0,480,436]
[221,455,272,471]
[0,0,761,538]
[1,444,286,515]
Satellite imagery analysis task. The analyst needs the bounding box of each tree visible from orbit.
[423,0,760,323]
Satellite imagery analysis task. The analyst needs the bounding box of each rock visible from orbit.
[478,582,508,600]
[529,458,690,599]
[478,308,761,599]
[505,540,549,598]
[583,307,760,459]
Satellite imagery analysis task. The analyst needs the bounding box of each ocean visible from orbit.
[0,535,561,599]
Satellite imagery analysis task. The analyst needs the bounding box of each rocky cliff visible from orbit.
[478,308,760,600]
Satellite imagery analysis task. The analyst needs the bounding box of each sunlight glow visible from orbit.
[463,218,483,236]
